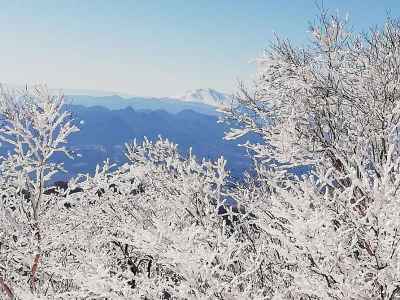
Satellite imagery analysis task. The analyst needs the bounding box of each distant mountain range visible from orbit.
[66,88,234,115]
[64,87,234,107]
[0,86,310,182]
[66,94,220,116]
[3,84,233,112]
[0,85,313,182]
[46,104,257,181]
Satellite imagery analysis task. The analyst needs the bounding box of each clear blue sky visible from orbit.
[0,1,398,97]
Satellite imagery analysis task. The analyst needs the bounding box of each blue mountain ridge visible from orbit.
[0,94,309,182]
[66,94,220,115]
[47,104,257,181]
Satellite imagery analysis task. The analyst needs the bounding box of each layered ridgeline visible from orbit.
[52,105,255,180]
[0,88,309,181]
[65,88,233,115]
[3,88,252,181]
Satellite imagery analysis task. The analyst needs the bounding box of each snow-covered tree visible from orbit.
[222,10,400,299]
[0,85,79,298]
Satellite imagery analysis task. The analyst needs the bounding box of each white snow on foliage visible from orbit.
[1,11,400,300]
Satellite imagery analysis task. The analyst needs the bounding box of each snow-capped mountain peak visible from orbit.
[172,88,233,107]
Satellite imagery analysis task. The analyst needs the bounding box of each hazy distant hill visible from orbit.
[0,100,309,182]
[66,94,220,115]
[47,104,256,181]
[65,88,233,115]
[6,84,231,114]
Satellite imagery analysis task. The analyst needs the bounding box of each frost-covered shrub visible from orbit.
[0,85,79,299]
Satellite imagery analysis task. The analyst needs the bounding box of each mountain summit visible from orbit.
[172,88,234,107]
